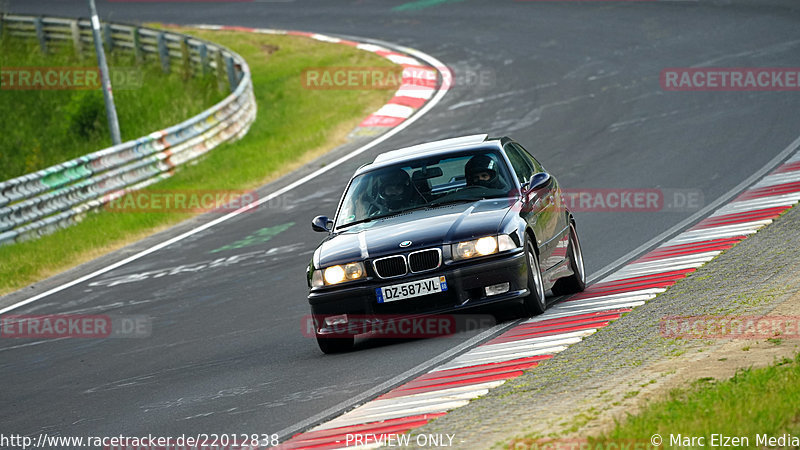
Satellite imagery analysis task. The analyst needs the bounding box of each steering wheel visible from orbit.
[366,203,383,218]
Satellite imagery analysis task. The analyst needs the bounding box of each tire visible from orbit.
[551,222,586,296]
[316,334,354,354]
[522,238,547,316]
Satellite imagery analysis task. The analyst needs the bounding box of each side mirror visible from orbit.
[527,172,552,191]
[311,215,333,232]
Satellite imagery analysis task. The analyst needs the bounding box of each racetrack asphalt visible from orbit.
[2,0,800,443]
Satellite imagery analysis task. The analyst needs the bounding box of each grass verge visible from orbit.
[594,352,800,448]
[0,35,223,180]
[0,27,400,295]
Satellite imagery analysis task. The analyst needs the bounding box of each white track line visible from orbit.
[530,303,647,321]
[342,390,488,415]
[474,330,597,352]
[753,171,800,187]
[385,54,422,66]
[356,43,389,53]
[603,263,708,282]
[311,382,504,431]
[615,251,720,270]
[331,400,470,424]
[661,229,760,246]
[563,288,667,304]
[712,193,800,216]
[394,86,435,99]
[372,104,415,119]
[437,346,569,371]
[555,294,658,310]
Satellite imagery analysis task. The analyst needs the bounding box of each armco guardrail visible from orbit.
[0,14,256,245]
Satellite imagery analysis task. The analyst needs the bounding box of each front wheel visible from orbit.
[522,238,547,316]
[551,222,586,296]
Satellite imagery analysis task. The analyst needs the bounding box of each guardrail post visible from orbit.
[225,54,237,93]
[157,32,170,73]
[34,17,47,53]
[132,27,142,64]
[0,14,5,41]
[102,23,113,52]
[70,19,83,58]
[215,49,226,91]
[198,43,209,76]
[88,0,122,146]
[180,36,191,81]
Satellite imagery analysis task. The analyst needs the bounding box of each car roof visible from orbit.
[356,134,505,174]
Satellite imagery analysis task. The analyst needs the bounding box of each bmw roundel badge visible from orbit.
[399,240,412,248]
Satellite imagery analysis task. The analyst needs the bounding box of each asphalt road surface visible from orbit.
[2,0,800,443]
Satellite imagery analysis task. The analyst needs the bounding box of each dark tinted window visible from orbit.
[504,143,535,183]
[512,142,543,172]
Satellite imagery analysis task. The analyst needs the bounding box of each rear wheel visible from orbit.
[316,334,354,354]
[522,238,547,316]
[551,222,586,296]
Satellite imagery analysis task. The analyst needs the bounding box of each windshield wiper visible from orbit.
[337,217,379,229]
[337,205,434,229]
[427,198,477,207]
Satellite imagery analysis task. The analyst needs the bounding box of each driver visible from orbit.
[375,168,420,212]
[465,155,505,190]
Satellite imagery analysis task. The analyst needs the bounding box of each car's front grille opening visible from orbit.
[373,255,407,278]
[466,287,483,301]
[408,249,441,273]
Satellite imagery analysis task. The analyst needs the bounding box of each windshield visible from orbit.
[335,150,515,229]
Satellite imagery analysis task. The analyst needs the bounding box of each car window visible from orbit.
[512,142,544,172]
[335,150,515,229]
[504,143,535,184]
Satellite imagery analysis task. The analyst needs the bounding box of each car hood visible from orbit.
[316,198,513,267]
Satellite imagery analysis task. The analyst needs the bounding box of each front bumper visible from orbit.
[308,250,528,335]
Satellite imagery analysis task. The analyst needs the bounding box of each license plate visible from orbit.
[376,276,448,303]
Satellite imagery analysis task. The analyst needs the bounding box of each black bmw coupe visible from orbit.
[307,134,585,353]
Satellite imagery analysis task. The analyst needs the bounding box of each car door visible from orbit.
[503,142,559,266]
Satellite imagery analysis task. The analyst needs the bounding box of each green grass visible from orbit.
[0,27,399,294]
[593,353,800,448]
[0,35,223,180]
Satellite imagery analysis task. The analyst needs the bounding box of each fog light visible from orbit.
[485,282,510,296]
[324,314,348,326]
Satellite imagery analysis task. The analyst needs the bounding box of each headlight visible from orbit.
[315,261,367,286]
[454,236,497,260]
[453,234,519,261]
